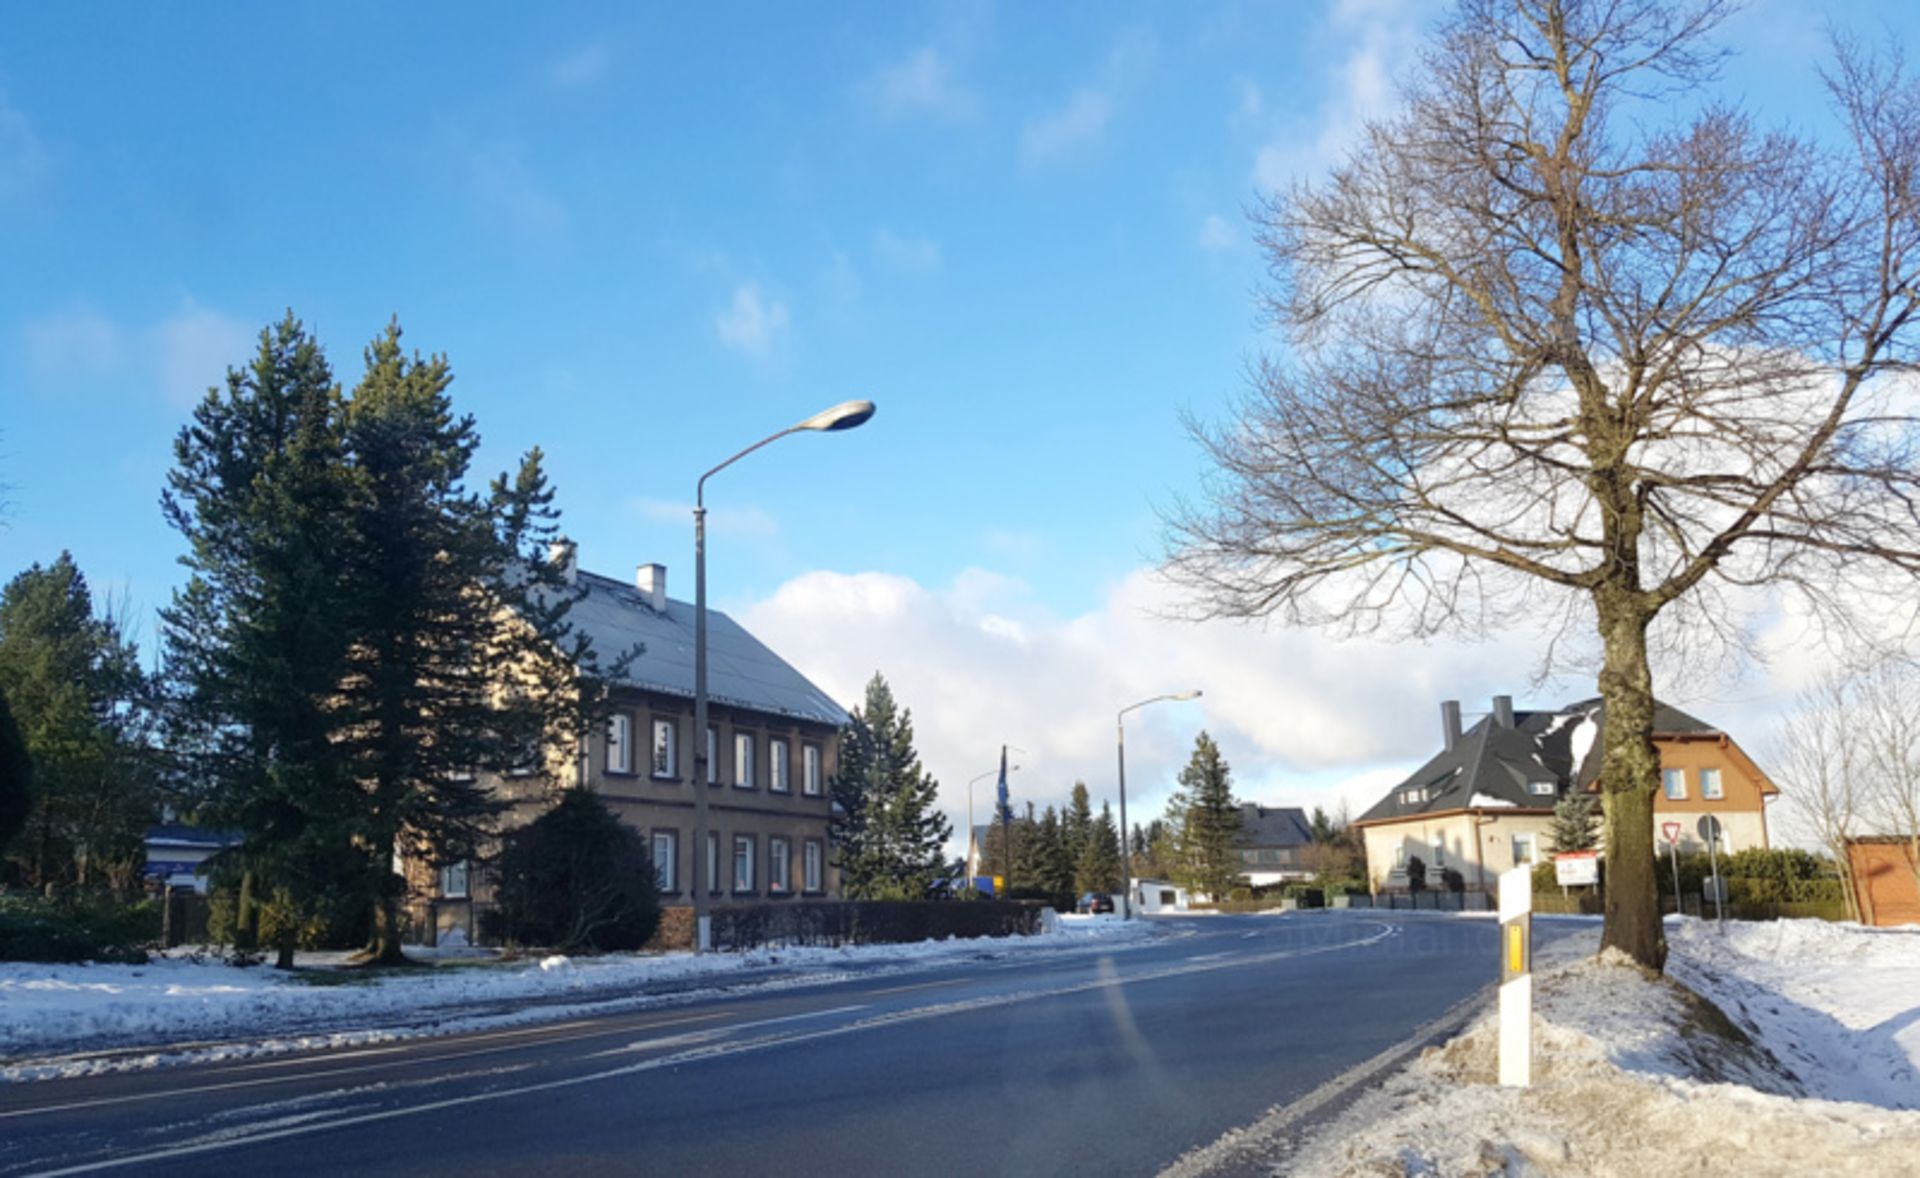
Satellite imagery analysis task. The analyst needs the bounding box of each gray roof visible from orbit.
[1358,696,1717,825]
[564,568,849,728]
[1235,805,1312,850]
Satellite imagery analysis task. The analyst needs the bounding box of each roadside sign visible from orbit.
[1661,822,1681,845]
[1696,815,1723,846]
[1554,851,1599,887]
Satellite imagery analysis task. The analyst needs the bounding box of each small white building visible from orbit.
[1132,879,1190,914]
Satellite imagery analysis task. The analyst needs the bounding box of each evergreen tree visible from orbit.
[0,553,152,889]
[1063,781,1094,868]
[1178,731,1242,901]
[1310,806,1337,844]
[1549,793,1601,854]
[0,687,31,861]
[1035,805,1075,901]
[1076,801,1123,895]
[829,672,952,899]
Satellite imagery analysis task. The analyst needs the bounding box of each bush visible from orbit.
[710,900,1041,950]
[483,791,660,953]
[1531,861,1560,893]
[1406,855,1427,892]
[0,892,156,963]
[1440,868,1465,893]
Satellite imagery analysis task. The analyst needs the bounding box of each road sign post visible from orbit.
[1698,815,1726,927]
[1662,821,1682,915]
[1498,866,1532,1087]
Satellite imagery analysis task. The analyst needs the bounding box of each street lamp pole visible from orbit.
[692,399,874,953]
[966,762,1018,891]
[1116,690,1203,920]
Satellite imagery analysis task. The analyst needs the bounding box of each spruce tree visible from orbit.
[0,687,31,859]
[829,672,952,899]
[1549,793,1600,854]
[1064,781,1094,868]
[1178,731,1242,901]
[1076,801,1123,896]
[1035,805,1075,901]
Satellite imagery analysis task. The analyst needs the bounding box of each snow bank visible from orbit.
[0,916,1153,1074]
[1285,920,1920,1176]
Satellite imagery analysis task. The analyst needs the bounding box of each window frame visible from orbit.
[1662,768,1687,801]
[733,731,755,790]
[803,744,823,796]
[1528,780,1555,797]
[1700,767,1724,800]
[707,830,720,894]
[1511,834,1537,866]
[769,836,791,894]
[769,738,790,793]
[607,712,633,775]
[732,834,756,894]
[439,860,470,899]
[706,727,718,786]
[803,839,824,894]
[651,718,677,780]
[652,830,677,894]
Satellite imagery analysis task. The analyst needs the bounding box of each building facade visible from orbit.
[419,551,846,944]
[1356,695,1777,895]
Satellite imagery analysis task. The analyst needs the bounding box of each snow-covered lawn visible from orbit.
[0,915,1152,1080]
[1284,918,1920,1176]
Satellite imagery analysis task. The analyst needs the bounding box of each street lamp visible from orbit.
[692,399,874,952]
[1116,690,1202,919]
[965,760,1021,891]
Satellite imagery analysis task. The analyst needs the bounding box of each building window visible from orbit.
[733,835,755,892]
[1394,843,1408,868]
[652,719,676,778]
[706,727,718,785]
[707,831,720,893]
[1663,768,1686,800]
[769,837,791,893]
[733,733,755,789]
[804,839,824,893]
[1512,834,1537,866]
[652,831,676,892]
[1700,768,1724,800]
[1402,787,1426,805]
[770,739,790,792]
[439,860,470,899]
[1528,781,1555,797]
[607,713,632,774]
[803,745,823,796]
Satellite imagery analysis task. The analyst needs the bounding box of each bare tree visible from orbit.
[1857,660,1920,902]
[1169,0,1920,969]
[1772,674,1865,921]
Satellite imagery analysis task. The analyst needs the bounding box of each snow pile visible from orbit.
[1286,921,1920,1176]
[0,915,1153,1071]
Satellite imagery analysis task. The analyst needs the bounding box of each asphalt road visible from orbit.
[0,912,1560,1177]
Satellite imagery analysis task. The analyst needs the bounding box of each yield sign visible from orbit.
[1661,821,1682,845]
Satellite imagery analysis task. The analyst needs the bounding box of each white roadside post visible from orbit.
[1498,865,1533,1088]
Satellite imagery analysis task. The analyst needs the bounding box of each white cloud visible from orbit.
[22,305,124,378]
[630,497,779,539]
[871,227,942,274]
[821,251,862,305]
[862,47,977,120]
[548,43,612,88]
[469,144,566,236]
[1197,213,1237,252]
[712,282,790,358]
[741,565,1555,850]
[0,90,47,196]
[1021,89,1113,165]
[149,302,254,407]
[1251,0,1425,194]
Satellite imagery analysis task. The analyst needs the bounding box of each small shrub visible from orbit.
[1531,861,1560,893]
[1441,868,1465,893]
[0,892,156,963]
[486,791,660,953]
[1406,856,1427,893]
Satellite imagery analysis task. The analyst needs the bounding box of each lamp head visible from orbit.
[1173,690,1203,701]
[795,399,876,432]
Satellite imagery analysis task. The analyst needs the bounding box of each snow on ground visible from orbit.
[1283,918,1920,1176]
[0,914,1152,1080]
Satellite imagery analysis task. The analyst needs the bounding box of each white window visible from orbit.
[652,831,676,892]
[1512,834,1537,866]
[707,831,720,893]
[733,835,755,892]
[733,733,755,789]
[1700,768,1724,800]
[803,745,822,796]
[1663,768,1686,800]
[706,727,718,785]
[769,838,791,893]
[1402,787,1426,804]
[1394,843,1408,868]
[439,860,470,899]
[804,840,823,892]
[1434,842,1446,867]
[1528,781,1555,797]
[770,739,790,792]
[652,719,676,778]
[607,714,632,774]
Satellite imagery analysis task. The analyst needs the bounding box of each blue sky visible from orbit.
[4,1,1915,838]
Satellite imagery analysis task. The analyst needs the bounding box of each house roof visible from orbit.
[1235,804,1312,849]
[144,823,243,850]
[563,568,849,728]
[1356,696,1721,826]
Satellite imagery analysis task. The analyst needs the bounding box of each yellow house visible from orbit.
[1355,695,1777,894]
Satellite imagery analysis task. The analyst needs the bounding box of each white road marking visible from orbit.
[24,922,1398,1176]
[864,977,970,997]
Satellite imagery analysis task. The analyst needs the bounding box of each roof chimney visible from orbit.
[548,538,577,585]
[1492,695,1515,728]
[636,563,667,613]
[1441,700,1462,752]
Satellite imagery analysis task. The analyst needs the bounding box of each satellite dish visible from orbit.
[1696,815,1723,845]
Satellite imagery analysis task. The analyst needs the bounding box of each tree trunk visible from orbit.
[1595,588,1665,971]
[275,928,296,971]
[236,870,258,952]
[359,892,410,966]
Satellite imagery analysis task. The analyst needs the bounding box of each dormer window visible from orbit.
[1402,787,1427,805]
[1528,781,1555,797]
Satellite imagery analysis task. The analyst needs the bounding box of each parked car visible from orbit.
[1077,892,1115,915]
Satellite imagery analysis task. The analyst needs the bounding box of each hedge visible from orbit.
[0,892,157,963]
[708,900,1043,951]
